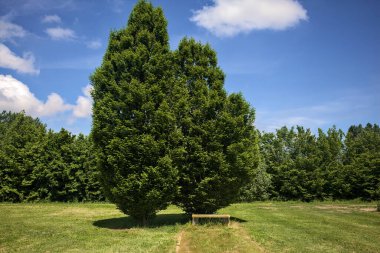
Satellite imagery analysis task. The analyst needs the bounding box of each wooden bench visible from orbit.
[192,214,230,226]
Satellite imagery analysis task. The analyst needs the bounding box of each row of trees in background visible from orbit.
[1,110,378,204]
[240,124,380,202]
[0,111,104,202]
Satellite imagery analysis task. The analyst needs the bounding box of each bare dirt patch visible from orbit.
[358,207,377,212]
[314,205,352,213]
[176,230,190,253]
[50,207,117,217]
[289,205,307,209]
[257,206,278,211]
[314,205,347,210]
[314,205,377,213]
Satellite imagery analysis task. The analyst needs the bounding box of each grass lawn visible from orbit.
[0,203,185,253]
[221,201,380,253]
[0,201,379,252]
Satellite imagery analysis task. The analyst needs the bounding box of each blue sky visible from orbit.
[0,0,379,135]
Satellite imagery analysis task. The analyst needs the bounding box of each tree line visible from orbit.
[1,110,378,204]
[0,111,104,202]
[240,124,380,202]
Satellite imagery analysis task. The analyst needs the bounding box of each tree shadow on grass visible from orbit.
[231,216,247,223]
[93,213,189,229]
[192,216,247,226]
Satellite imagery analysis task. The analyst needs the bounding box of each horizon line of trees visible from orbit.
[1,110,378,203]
[0,111,104,202]
[240,123,379,202]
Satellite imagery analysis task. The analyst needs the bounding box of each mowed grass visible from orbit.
[0,203,186,253]
[178,222,265,253]
[0,201,379,253]
[221,201,380,253]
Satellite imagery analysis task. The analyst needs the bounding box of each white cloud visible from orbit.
[42,93,71,116]
[42,14,62,23]
[0,43,39,74]
[86,40,102,49]
[191,0,308,37]
[72,85,92,118]
[0,74,71,117]
[0,20,26,41]
[0,75,93,119]
[256,108,327,133]
[46,27,75,40]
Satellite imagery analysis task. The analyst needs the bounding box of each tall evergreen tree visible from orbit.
[173,38,259,214]
[91,0,179,224]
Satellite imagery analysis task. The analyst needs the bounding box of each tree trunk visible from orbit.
[142,215,148,227]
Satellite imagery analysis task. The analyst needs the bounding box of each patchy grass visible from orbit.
[0,201,379,252]
[0,203,185,253]
[177,222,264,253]
[221,201,380,253]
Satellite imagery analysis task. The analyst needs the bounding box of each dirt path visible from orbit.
[175,222,266,253]
[175,230,186,253]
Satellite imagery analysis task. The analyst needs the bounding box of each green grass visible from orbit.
[0,201,379,252]
[221,201,380,253]
[178,222,264,253]
[0,203,185,253]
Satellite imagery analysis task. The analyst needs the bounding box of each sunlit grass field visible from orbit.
[223,201,380,253]
[0,201,379,252]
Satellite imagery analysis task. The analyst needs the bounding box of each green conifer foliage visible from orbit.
[0,111,46,202]
[343,124,380,200]
[91,0,179,224]
[173,38,259,214]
